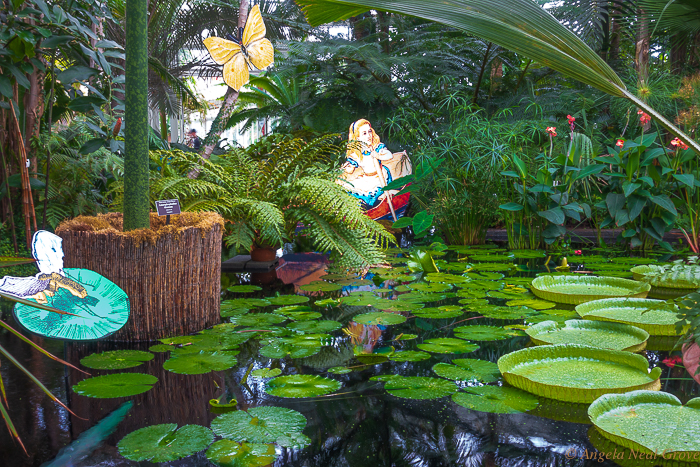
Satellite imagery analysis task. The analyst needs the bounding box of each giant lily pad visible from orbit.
[206,440,278,467]
[164,351,238,374]
[118,424,213,462]
[80,350,154,370]
[210,406,309,447]
[525,319,649,352]
[265,375,341,398]
[588,390,700,459]
[575,298,684,336]
[452,386,538,414]
[497,344,662,403]
[13,268,130,340]
[354,312,407,325]
[432,358,500,382]
[383,376,457,399]
[73,373,158,398]
[417,338,479,354]
[530,275,650,305]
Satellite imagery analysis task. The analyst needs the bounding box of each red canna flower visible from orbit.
[567,114,576,131]
[662,356,682,368]
[671,137,689,151]
[546,126,557,137]
[638,109,651,125]
[574,250,582,255]
[616,139,624,148]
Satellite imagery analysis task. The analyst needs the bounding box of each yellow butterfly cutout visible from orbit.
[203,4,274,91]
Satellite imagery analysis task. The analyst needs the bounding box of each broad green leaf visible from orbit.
[265,375,341,398]
[452,325,515,341]
[299,281,342,292]
[531,275,651,305]
[384,376,457,399]
[73,373,158,398]
[417,338,479,354]
[433,359,500,382]
[206,440,278,467]
[80,350,154,370]
[412,210,433,234]
[499,202,524,211]
[266,295,309,306]
[164,351,238,374]
[251,368,282,378]
[649,195,678,216]
[575,298,683,336]
[525,319,649,352]
[354,312,407,325]
[389,350,431,362]
[211,406,308,447]
[452,386,538,414]
[118,424,213,462]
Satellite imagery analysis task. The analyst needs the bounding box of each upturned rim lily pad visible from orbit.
[497,344,662,403]
[588,390,700,457]
[525,319,649,352]
[531,275,650,305]
[73,373,158,398]
[452,385,539,414]
[117,424,214,462]
[575,298,684,336]
[80,350,154,370]
[265,375,341,398]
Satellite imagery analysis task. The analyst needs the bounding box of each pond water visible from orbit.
[1,246,698,467]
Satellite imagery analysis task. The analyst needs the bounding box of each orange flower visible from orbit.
[671,137,689,150]
[637,109,651,125]
[616,139,624,148]
[546,127,557,137]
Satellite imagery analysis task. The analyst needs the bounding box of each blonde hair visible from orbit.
[347,119,381,160]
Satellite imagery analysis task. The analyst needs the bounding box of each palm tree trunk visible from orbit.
[123,0,150,230]
[670,33,688,75]
[197,0,250,167]
[635,7,650,84]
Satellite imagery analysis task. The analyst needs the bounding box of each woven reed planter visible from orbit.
[56,212,224,341]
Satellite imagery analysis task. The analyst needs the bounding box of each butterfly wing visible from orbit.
[246,38,274,70]
[203,37,241,65]
[242,4,266,45]
[223,53,249,91]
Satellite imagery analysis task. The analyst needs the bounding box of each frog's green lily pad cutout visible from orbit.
[588,390,700,458]
[288,320,342,334]
[383,376,457,399]
[228,313,286,327]
[424,273,470,284]
[164,351,238,375]
[328,366,352,374]
[417,338,479,354]
[222,298,271,308]
[506,298,556,310]
[452,386,538,414]
[575,298,685,336]
[265,375,341,398]
[389,350,431,362]
[497,344,662,403]
[354,312,406,326]
[118,424,214,462]
[227,285,263,293]
[13,268,130,340]
[211,406,309,447]
[408,282,452,292]
[453,325,515,341]
[299,281,342,292]
[206,440,278,467]
[266,295,310,306]
[530,275,650,305]
[525,319,649,352]
[73,373,158,398]
[251,368,281,378]
[80,350,154,370]
[433,358,500,382]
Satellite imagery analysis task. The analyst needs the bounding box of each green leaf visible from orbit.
[206,440,278,467]
[163,351,238,375]
[649,195,678,216]
[227,285,263,293]
[622,181,641,198]
[354,312,407,325]
[433,359,500,382]
[117,424,214,462]
[530,275,651,305]
[389,350,431,362]
[95,39,123,49]
[251,368,282,378]
[266,295,309,306]
[525,319,649,352]
[211,406,308,447]
[80,350,154,370]
[57,65,98,84]
[537,207,565,225]
[265,375,341,398]
[672,173,695,188]
[606,193,626,218]
[67,95,106,113]
[572,164,604,181]
[79,138,105,155]
[452,386,538,414]
[452,325,514,341]
[41,35,73,48]
[383,376,457,399]
[391,217,413,229]
[72,373,158,398]
[575,297,683,336]
[412,210,433,234]
[0,75,13,99]
[417,338,479,354]
[499,202,524,211]
[299,281,342,292]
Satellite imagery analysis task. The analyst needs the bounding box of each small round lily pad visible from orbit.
[384,376,458,399]
[80,350,154,370]
[408,282,452,292]
[417,338,479,354]
[432,359,500,382]
[118,424,214,462]
[227,285,263,293]
[299,281,342,292]
[265,375,341,398]
[228,313,287,327]
[251,368,282,378]
[452,386,539,414]
[288,320,342,334]
[328,366,352,374]
[211,406,308,447]
[73,373,158,398]
[164,351,238,375]
[506,298,556,310]
[266,295,310,306]
[206,440,277,467]
[221,298,271,308]
[389,351,431,362]
[354,312,407,326]
[453,325,515,341]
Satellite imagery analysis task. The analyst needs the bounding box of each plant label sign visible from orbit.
[155,199,181,216]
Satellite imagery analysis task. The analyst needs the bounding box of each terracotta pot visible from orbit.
[250,247,277,262]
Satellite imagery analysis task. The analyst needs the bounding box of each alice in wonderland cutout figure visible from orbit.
[0,231,130,340]
[338,119,412,221]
